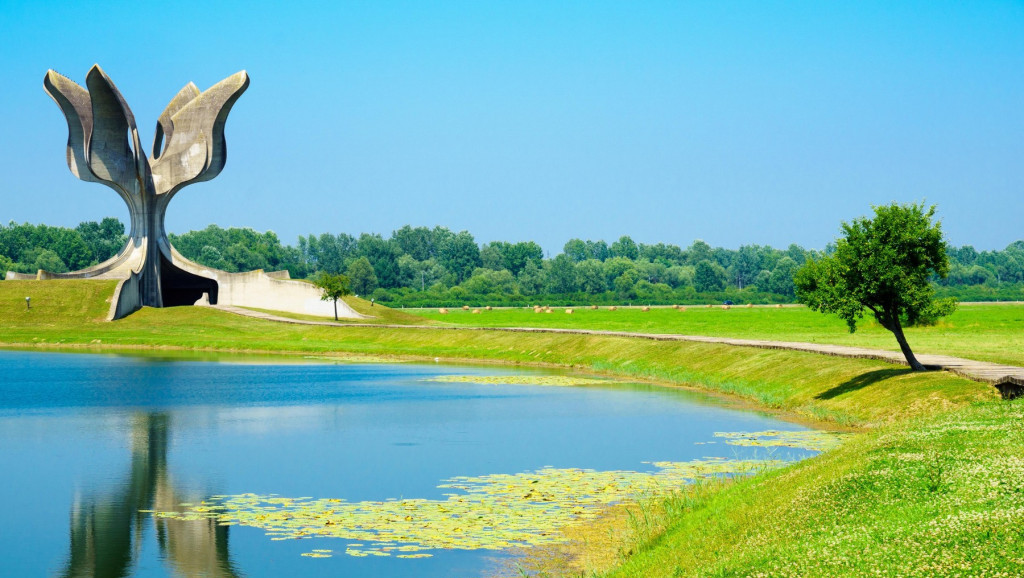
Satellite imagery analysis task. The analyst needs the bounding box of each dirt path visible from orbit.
[212,305,1024,393]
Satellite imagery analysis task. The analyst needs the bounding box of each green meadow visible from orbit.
[410,303,1024,367]
[1,279,1021,576]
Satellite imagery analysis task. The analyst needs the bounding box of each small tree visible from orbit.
[313,273,351,321]
[794,202,957,370]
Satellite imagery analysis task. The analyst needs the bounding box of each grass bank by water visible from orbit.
[0,280,995,428]
[595,398,1024,577]
[2,279,1019,576]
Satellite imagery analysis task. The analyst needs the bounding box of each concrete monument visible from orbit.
[7,65,362,320]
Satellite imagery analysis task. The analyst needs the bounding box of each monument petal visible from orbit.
[150,71,248,196]
[42,71,98,184]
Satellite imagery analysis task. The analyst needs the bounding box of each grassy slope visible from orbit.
[605,399,1024,577]
[245,295,438,325]
[3,280,1020,576]
[0,280,995,427]
[409,304,1024,367]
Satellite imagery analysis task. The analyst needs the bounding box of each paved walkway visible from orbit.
[213,305,1024,392]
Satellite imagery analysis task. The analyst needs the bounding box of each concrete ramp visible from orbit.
[210,270,365,319]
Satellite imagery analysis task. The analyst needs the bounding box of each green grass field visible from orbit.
[599,398,1024,577]
[408,303,1024,367]
[2,279,1020,576]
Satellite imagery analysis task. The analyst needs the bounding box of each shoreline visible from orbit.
[1,339,842,575]
[1,283,1015,575]
[0,340,857,432]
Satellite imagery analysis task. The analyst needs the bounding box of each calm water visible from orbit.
[0,350,811,577]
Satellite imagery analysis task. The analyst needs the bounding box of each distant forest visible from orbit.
[2,219,1023,306]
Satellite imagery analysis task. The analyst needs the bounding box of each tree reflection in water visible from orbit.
[61,412,240,578]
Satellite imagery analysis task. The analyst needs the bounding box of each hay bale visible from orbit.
[776,304,783,308]
[472,309,481,314]
[438,308,449,314]
[679,306,686,311]
[672,304,680,309]
[641,306,650,312]
[462,305,470,310]
[534,307,542,313]
[609,306,617,311]
[706,304,713,308]
[721,305,730,310]
[591,304,599,310]
[485,306,493,311]
[746,303,753,308]
[565,308,574,314]
[545,309,553,314]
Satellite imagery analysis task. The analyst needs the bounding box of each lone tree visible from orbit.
[794,202,957,371]
[313,273,352,321]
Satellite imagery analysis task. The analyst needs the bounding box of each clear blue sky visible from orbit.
[1,0,1021,254]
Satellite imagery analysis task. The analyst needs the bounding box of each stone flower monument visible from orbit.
[9,65,361,320]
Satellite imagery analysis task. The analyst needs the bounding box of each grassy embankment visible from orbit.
[411,303,1024,367]
[595,397,1024,577]
[2,280,1021,576]
[1,280,994,427]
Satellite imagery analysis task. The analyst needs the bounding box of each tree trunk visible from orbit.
[890,317,926,371]
[333,298,338,321]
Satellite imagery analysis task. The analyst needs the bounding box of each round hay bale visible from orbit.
[472,309,481,314]
[590,304,599,310]
[706,304,713,308]
[545,309,553,314]
[746,303,753,308]
[438,308,449,314]
[565,308,574,314]
[721,305,730,310]
[679,306,686,311]
[462,305,470,310]
[485,305,493,311]
[776,304,783,308]
[641,306,650,312]
[672,304,680,309]
[609,306,617,311]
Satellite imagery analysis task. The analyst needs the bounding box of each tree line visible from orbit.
[0,218,127,276]
[2,219,1023,305]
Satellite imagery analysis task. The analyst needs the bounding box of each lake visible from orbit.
[0,350,822,577]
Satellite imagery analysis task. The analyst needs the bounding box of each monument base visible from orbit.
[6,266,366,321]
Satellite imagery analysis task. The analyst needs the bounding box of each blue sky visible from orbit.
[1,1,1021,253]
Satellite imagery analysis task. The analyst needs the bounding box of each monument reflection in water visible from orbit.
[62,413,238,578]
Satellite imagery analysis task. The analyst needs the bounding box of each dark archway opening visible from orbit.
[159,254,219,307]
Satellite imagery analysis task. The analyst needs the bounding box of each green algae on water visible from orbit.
[714,429,848,452]
[149,457,789,559]
[423,374,610,386]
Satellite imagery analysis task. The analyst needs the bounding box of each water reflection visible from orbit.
[62,413,240,578]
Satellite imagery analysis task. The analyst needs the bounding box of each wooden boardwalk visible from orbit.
[213,305,1024,395]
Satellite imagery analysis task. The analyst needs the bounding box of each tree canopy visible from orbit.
[794,202,957,370]
[313,272,351,320]
[5,217,1024,308]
